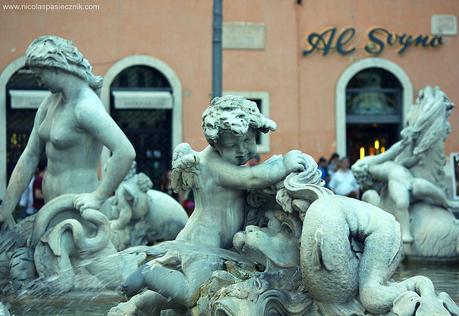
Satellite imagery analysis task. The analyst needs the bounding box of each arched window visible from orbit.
[6,67,47,181]
[110,65,173,188]
[345,68,403,163]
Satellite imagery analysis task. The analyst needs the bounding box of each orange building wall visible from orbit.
[223,0,459,159]
[299,0,459,159]
[1,0,458,161]
[0,0,214,148]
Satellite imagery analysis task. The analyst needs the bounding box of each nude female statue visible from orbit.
[0,35,135,227]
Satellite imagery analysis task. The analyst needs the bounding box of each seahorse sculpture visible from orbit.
[11,194,121,293]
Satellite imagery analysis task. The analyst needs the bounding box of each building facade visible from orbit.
[0,0,458,198]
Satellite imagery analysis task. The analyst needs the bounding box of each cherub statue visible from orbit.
[352,138,458,243]
[352,86,459,255]
[108,95,308,315]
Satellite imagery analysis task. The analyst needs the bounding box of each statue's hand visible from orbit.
[353,158,369,171]
[74,192,106,212]
[283,150,307,174]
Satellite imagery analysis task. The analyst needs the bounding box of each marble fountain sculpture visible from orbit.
[352,86,459,260]
[100,162,188,251]
[0,35,457,315]
[0,36,185,298]
[108,95,459,316]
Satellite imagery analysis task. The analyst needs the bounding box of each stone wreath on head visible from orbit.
[25,35,103,92]
[351,161,377,191]
[202,95,277,147]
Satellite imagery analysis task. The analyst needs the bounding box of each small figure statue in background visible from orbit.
[353,86,459,258]
[100,162,188,251]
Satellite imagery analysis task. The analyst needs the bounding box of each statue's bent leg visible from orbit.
[412,178,453,209]
[108,290,171,316]
[142,261,190,307]
[388,181,413,243]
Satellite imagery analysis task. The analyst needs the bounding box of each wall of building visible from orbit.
[0,0,458,162]
[296,0,459,158]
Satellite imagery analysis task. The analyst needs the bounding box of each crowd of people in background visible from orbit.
[159,152,362,217]
[13,152,360,221]
[317,153,360,198]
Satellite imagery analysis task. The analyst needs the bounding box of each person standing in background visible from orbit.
[327,152,340,178]
[329,157,360,198]
[18,177,35,219]
[31,162,46,214]
[317,157,330,187]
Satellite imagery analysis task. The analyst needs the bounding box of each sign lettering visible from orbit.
[303,27,443,56]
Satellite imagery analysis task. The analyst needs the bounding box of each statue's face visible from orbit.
[233,211,301,269]
[214,128,257,165]
[31,67,61,93]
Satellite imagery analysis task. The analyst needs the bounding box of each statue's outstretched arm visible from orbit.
[362,140,406,166]
[73,99,136,210]
[0,95,48,227]
[212,150,307,190]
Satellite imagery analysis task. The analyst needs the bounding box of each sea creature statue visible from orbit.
[352,86,459,259]
[197,166,459,316]
[25,194,121,293]
[109,95,458,316]
[100,162,189,251]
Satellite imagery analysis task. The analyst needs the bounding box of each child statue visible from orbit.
[109,95,308,315]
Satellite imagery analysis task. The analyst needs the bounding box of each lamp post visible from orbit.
[212,0,223,98]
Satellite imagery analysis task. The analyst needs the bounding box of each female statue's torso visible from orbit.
[37,92,102,202]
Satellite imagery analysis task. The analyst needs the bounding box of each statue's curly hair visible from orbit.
[136,173,153,193]
[202,95,277,147]
[25,35,103,91]
[351,161,378,191]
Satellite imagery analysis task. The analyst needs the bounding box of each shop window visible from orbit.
[110,65,173,189]
[223,91,271,153]
[346,68,403,163]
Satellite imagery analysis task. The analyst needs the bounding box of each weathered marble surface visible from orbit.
[0,35,135,293]
[353,86,459,259]
[100,163,188,251]
[0,35,135,226]
[109,95,458,316]
[0,302,10,316]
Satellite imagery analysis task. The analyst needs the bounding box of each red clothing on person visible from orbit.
[33,174,45,210]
